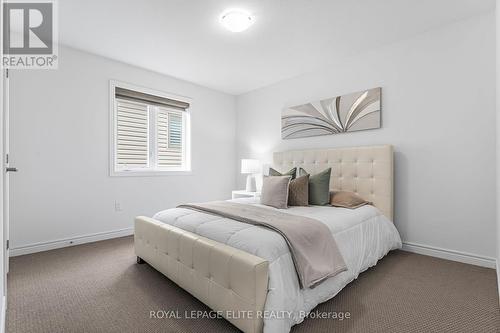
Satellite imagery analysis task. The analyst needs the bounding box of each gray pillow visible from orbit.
[269,167,296,179]
[261,176,292,209]
[288,174,309,206]
[299,167,332,205]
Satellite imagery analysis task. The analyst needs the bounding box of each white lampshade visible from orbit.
[241,159,260,174]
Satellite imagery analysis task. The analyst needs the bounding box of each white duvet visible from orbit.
[153,198,402,333]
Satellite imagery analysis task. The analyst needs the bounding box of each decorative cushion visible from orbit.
[260,176,292,209]
[299,167,332,205]
[269,167,296,180]
[330,191,372,209]
[288,174,309,206]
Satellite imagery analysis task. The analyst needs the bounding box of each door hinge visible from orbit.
[5,69,8,79]
[5,154,8,164]
[6,240,9,250]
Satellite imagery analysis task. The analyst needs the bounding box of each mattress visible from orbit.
[153,198,402,333]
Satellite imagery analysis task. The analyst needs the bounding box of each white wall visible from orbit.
[9,46,236,250]
[496,0,500,283]
[236,13,496,259]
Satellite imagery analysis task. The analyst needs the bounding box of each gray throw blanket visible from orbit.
[178,201,347,288]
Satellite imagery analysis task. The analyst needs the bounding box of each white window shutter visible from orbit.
[168,113,182,147]
[115,99,149,169]
[157,108,183,168]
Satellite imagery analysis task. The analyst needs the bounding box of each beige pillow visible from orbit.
[261,176,292,209]
[288,174,309,206]
[330,191,372,209]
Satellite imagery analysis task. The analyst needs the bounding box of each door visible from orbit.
[1,1,8,323]
[3,69,10,277]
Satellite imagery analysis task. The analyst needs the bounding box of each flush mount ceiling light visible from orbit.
[219,9,254,32]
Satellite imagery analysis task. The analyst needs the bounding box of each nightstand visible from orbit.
[231,190,261,200]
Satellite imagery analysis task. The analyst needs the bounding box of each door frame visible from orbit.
[0,68,7,333]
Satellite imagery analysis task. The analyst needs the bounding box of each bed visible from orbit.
[134,145,402,333]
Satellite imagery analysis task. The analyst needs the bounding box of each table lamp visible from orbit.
[241,159,260,192]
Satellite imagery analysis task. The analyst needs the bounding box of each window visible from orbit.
[110,81,191,175]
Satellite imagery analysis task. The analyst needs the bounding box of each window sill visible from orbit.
[110,169,193,177]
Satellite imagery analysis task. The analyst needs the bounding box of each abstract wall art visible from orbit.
[281,87,381,139]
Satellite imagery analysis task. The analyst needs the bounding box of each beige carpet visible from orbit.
[6,236,500,333]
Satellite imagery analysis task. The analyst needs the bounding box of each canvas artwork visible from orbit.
[281,87,381,139]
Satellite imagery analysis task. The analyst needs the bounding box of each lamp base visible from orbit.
[245,174,256,192]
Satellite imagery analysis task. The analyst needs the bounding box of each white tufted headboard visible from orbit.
[273,145,393,220]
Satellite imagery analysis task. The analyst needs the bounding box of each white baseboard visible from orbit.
[0,295,5,333]
[8,229,497,269]
[10,227,134,257]
[497,261,500,307]
[402,241,496,269]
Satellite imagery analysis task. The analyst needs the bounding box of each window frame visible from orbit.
[109,80,192,177]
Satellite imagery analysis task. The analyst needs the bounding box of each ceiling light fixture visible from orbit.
[219,9,254,32]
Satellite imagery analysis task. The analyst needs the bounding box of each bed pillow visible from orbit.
[288,174,309,206]
[261,175,292,209]
[298,167,331,205]
[330,191,372,209]
[269,167,297,180]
